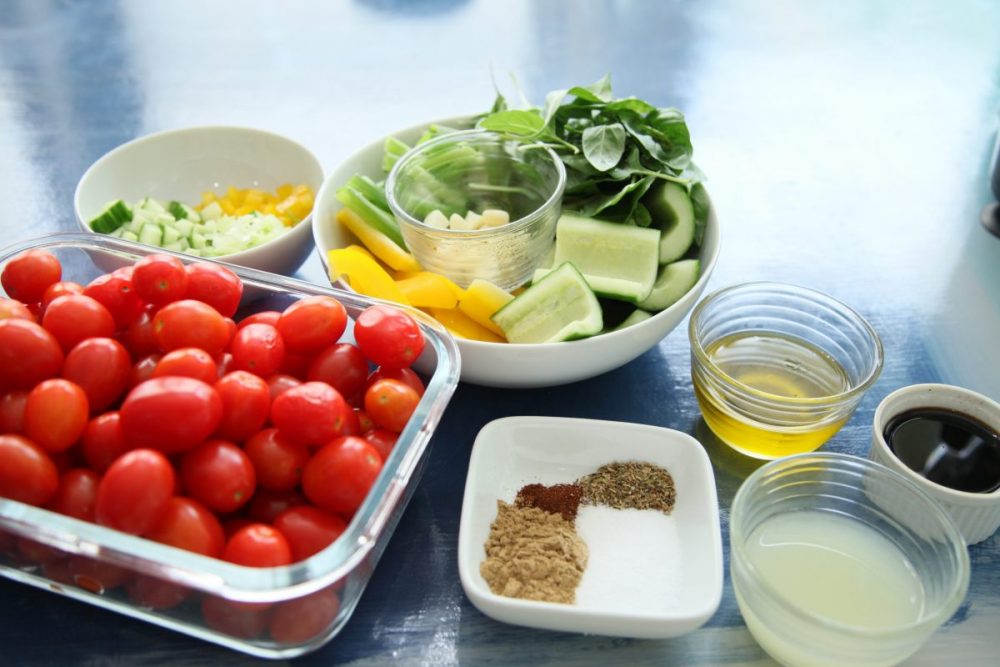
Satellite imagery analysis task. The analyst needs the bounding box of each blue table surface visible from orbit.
[2,0,1000,664]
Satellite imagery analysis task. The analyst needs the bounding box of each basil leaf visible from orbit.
[567,73,613,103]
[541,89,568,128]
[479,110,545,137]
[568,175,651,217]
[582,124,627,172]
[631,202,652,228]
[606,97,656,116]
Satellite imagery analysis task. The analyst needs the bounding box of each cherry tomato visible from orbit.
[84,273,144,329]
[201,596,270,639]
[24,379,89,453]
[307,343,369,400]
[223,524,292,567]
[223,317,237,344]
[131,253,188,306]
[40,281,84,313]
[368,366,425,396]
[122,308,159,358]
[223,518,255,539]
[276,296,347,354]
[213,371,270,442]
[81,411,131,473]
[269,589,340,644]
[62,337,131,412]
[246,489,306,523]
[1,249,61,303]
[95,448,175,535]
[145,497,225,558]
[355,409,375,434]
[302,436,383,517]
[153,347,219,385]
[120,376,222,453]
[126,575,189,610]
[0,434,59,506]
[279,350,312,379]
[244,428,309,492]
[67,555,130,593]
[47,468,99,521]
[129,353,162,388]
[17,537,63,565]
[353,305,425,369]
[184,262,243,317]
[180,440,256,513]
[0,319,64,389]
[231,323,285,378]
[363,428,398,460]
[0,390,28,434]
[364,379,420,433]
[216,351,234,377]
[273,506,347,561]
[0,297,36,321]
[153,299,231,357]
[270,382,352,447]
[42,294,115,351]
[266,373,301,399]
[237,310,280,329]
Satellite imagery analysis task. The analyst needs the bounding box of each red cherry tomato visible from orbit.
[353,305,425,369]
[368,366,425,396]
[122,308,160,358]
[223,524,292,567]
[84,272,145,329]
[95,448,175,535]
[0,319,64,389]
[231,323,285,378]
[307,343,369,400]
[131,253,188,306]
[67,555,130,593]
[266,373,301,399]
[153,347,219,385]
[213,371,270,442]
[125,575,189,610]
[81,411,132,473]
[39,281,85,313]
[201,596,270,639]
[120,376,222,454]
[24,379,89,453]
[42,294,115,351]
[270,382,352,447]
[129,353,162,388]
[364,379,420,433]
[153,299,231,357]
[244,428,310,492]
[363,428,399,460]
[184,262,243,317]
[237,310,280,329]
[0,297,35,322]
[355,409,375,434]
[0,434,59,506]
[1,249,61,303]
[269,589,341,644]
[276,296,347,354]
[273,506,347,561]
[180,440,256,513]
[47,468,99,521]
[246,488,306,523]
[279,350,312,379]
[62,337,131,412]
[302,436,383,517]
[0,390,28,434]
[145,497,225,558]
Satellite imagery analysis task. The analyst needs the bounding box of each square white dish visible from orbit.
[457,416,723,638]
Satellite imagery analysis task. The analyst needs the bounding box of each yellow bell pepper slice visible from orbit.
[328,246,411,306]
[336,208,421,273]
[396,272,464,309]
[426,307,506,343]
[459,279,514,336]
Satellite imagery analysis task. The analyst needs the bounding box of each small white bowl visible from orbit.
[457,416,723,638]
[870,383,1000,545]
[75,126,324,275]
[312,117,720,388]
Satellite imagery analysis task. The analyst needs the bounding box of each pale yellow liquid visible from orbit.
[694,331,851,459]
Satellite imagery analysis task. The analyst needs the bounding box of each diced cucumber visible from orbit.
[173,219,194,238]
[108,227,124,238]
[552,214,660,303]
[645,181,695,264]
[154,212,175,227]
[637,259,701,311]
[168,201,188,219]
[88,200,132,234]
[182,204,201,222]
[611,308,653,331]
[121,230,139,242]
[162,225,183,245]
[185,248,202,257]
[139,197,166,215]
[190,232,207,249]
[491,262,603,343]
[138,223,163,246]
[201,202,223,221]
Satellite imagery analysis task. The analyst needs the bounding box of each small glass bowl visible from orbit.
[386,129,566,291]
[730,453,969,667]
[689,282,883,460]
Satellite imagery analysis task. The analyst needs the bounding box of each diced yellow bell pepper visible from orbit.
[328,246,411,306]
[276,184,294,199]
[243,190,266,209]
[425,307,506,343]
[336,208,421,273]
[459,279,514,336]
[396,272,463,309]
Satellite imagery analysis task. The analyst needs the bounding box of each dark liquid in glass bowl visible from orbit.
[884,408,1000,494]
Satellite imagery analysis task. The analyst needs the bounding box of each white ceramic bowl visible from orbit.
[457,416,723,638]
[312,117,721,388]
[870,383,1000,545]
[75,126,324,276]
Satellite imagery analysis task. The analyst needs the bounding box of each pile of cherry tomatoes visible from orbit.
[0,248,429,642]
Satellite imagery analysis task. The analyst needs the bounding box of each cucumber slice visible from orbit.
[138,223,163,246]
[637,259,701,311]
[491,262,603,343]
[88,200,132,234]
[553,214,660,303]
[168,201,189,219]
[612,308,654,331]
[645,181,695,264]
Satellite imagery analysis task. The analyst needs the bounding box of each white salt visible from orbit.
[573,505,682,613]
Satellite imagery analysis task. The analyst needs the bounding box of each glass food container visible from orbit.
[0,232,460,658]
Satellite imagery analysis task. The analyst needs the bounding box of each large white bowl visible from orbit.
[313,117,720,388]
[75,126,324,276]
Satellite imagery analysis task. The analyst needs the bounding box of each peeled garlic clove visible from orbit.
[424,209,449,229]
[480,209,510,228]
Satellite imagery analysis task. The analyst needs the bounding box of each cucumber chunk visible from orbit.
[552,214,659,303]
[138,223,163,246]
[88,200,132,234]
[168,201,189,219]
[612,308,654,331]
[645,181,695,264]
[491,262,603,343]
[637,259,701,312]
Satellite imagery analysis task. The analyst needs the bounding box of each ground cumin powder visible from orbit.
[480,501,588,604]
